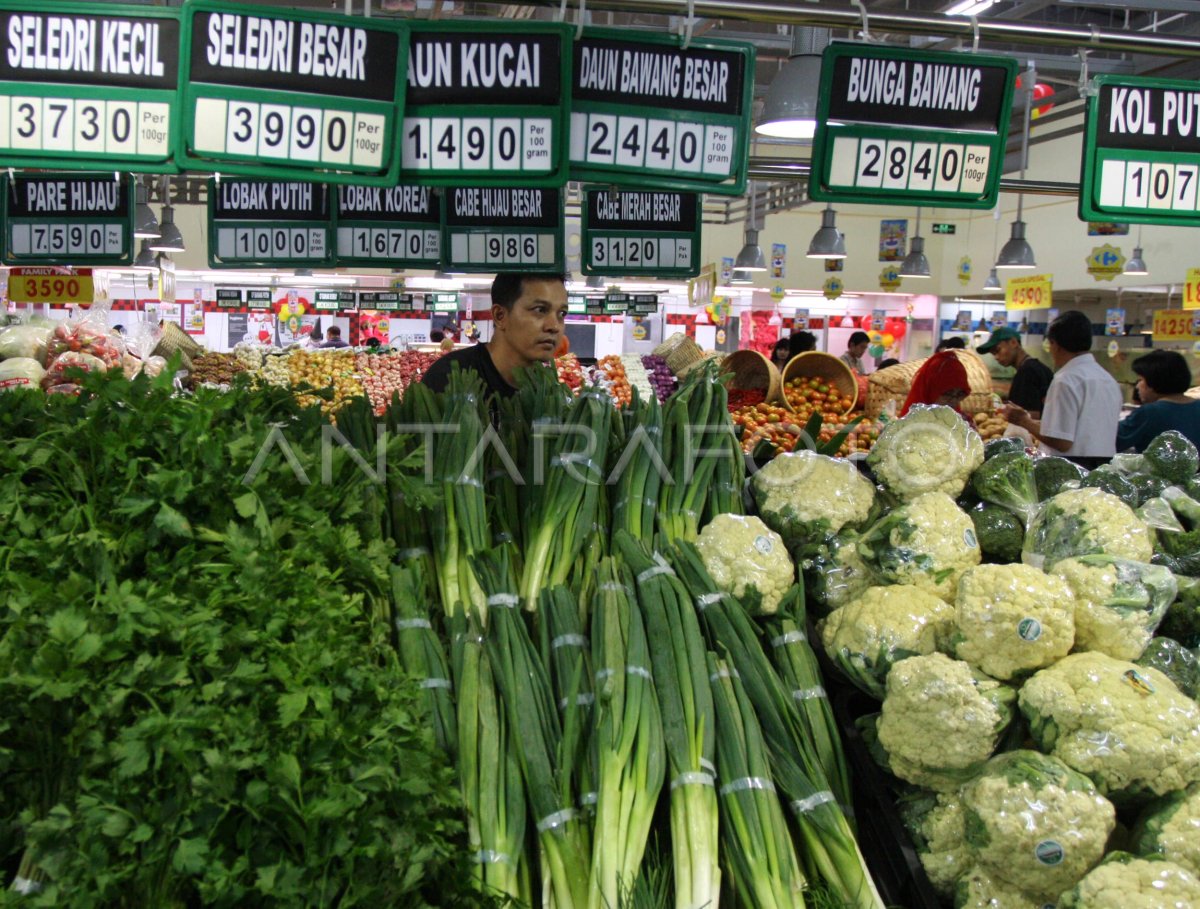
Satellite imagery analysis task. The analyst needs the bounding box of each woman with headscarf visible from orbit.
[900,350,971,417]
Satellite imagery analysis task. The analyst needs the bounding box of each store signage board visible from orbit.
[443,186,563,272]
[567,293,587,314]
[1005,273,1053,311]
[1080,76,1200,227]
[216,288,243,307]
[809,44,1017,209]
[178,0,407,186]
[207,178,335,268]
[400,22,569,187]
[3,172,133,265]
[247,289,272,309]
[8,266,93,304]
[1152,309,1200,341]
[313,290,356,311]
[0,3,180,172]
[359,291,412,312]
[335,185,442,267]
[569,28,754,196]
[581,186,701,278]
[428,291,459,312]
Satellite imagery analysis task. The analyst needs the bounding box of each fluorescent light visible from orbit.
[945,0,996,16]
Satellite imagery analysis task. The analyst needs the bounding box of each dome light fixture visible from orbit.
[806,204,847,259]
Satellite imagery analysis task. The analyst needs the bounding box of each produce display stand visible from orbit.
[781,351,859,415]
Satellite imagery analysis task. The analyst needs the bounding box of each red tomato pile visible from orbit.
[556,354,585,394]
[732,401,883,458]
[727,387,767,410]
[783,375,856,423]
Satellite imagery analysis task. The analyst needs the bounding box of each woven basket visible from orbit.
[676,349,724,380]
[721,350,783,404]
[654,332,705,376]
[153,321,205,361]
[780,352,858,414]
[866,349,993,418]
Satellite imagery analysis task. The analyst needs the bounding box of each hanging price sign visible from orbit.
[1152,309,1200,341]
[313,290,355,312]
[1005,273,1053,311]
[400,22,569,187]
[208,178,335,268]
[810,45,1017,209]
[581,187,700,278]
[1080,75,1200,227]
[9,267,93,304]
[442,186,562,272]
[3,172,133,265]
[1184,267,1200,310]
[569,28,754,196]
[335,185,441,267]
[179,0,408,186]
[0,3,181,172]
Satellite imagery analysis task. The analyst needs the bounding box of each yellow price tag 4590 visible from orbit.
[1005,273,1053,311]
[9,269,94,305]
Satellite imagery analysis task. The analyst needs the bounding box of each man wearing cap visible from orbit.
[979,326,1053,415]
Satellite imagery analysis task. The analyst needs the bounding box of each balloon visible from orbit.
[1016,75,1055,119]
[892,320,907,340]
[869,331,883,343]
[881,333,895,348]
[868,344,886,358]
[860,314,874,331]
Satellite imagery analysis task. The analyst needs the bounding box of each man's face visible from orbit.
[992,338,1019,367]
[850,340,870,358]
[492,278,568,365]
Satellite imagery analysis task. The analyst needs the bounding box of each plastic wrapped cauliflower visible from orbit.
[1052,556,1177,661]
[820,584,956,699]
[951,564,1075,682]
[1022,488,1154,570]
[695,513,793,615]
[961,750,1116,900]
[898,790,974,899]
[801,531,874,616]
[870,653,1016,792]
[1131,783,1200,876]
[1058,853,1200,909]
[856,492,983,602]
[867,404,985,501]
[1018,652,1200,806]
[751,450,876,550]
[954,867,1055,909]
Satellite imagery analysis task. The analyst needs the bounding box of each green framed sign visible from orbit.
[313,290,356,312]
[809,44,1017,209]
[569,28,754,196]
[581,186,700,277]
[179,0,408,186]
[400,21,570,187]
[216,288,243,307]
[443,186,563,273]
[1080,75,1200,227]
[335,185,442,267]
[3,172,133,265]
[246,289,272,309]
[427,291,459,312]
[0,3,181,172]
[207,178,335,268]
[358,291,412,312]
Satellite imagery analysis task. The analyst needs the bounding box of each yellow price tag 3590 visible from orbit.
[1005,273,1053,311]
[9,270,94,305]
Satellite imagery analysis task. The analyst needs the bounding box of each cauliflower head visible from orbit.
[898,790,974,899]
[1018,652,1200,805]
[867,404,985,501]
[875,653,1016,792]
[1131,782,1200,876]
[961,750,1116,900]
[1053,556,1177,661]
[695,513,794,615]
[857,492,983,602]
[1022,488,1154,570]
[1058,854,1200,909]
[820,584,956,699]
[751,450,876,549]
[954,867,1055,909]
[951,564,1075,681]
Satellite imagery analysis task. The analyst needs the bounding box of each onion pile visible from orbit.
[640,354,676,403]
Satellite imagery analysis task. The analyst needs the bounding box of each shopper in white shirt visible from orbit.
[1002,310,1123,469]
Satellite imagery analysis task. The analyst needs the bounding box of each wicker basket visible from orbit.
[780,352,858,414]
[721,350,783,404]
[153,321,205,362]
[866,350,993,418]
[653,332,705,376]
[676,349,724,380]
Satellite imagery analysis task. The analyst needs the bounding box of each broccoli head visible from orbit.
[970,502,1025,564]
[984,437,1027,460]
[1161,579,1200,648]
[1137,637,1200,700]
[1145,430,1200,484]
[970,451,1038,516]
[1034,456,1088,501]
[1081,468,1141,509]
[1129,472,1171,507]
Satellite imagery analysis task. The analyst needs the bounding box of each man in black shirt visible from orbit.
[421,272,568,399]
[978,326,1053,415]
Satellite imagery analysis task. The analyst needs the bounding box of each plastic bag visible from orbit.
[896,790,973,900]
[0,357,45,391]
[42,350,106,388]
[119,321,164,379]
[1137,638,1200,700]
[1021,488,1154,570]
[0,323,52,364]
[801,531,873,615]
[1051,556,1176,661]
[961,750,1116,900]
[694,513,793,615]
[1138,496,1184,533]
[1130,782,1200,875]
[751,449,877,550]
[45,309,125,369]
